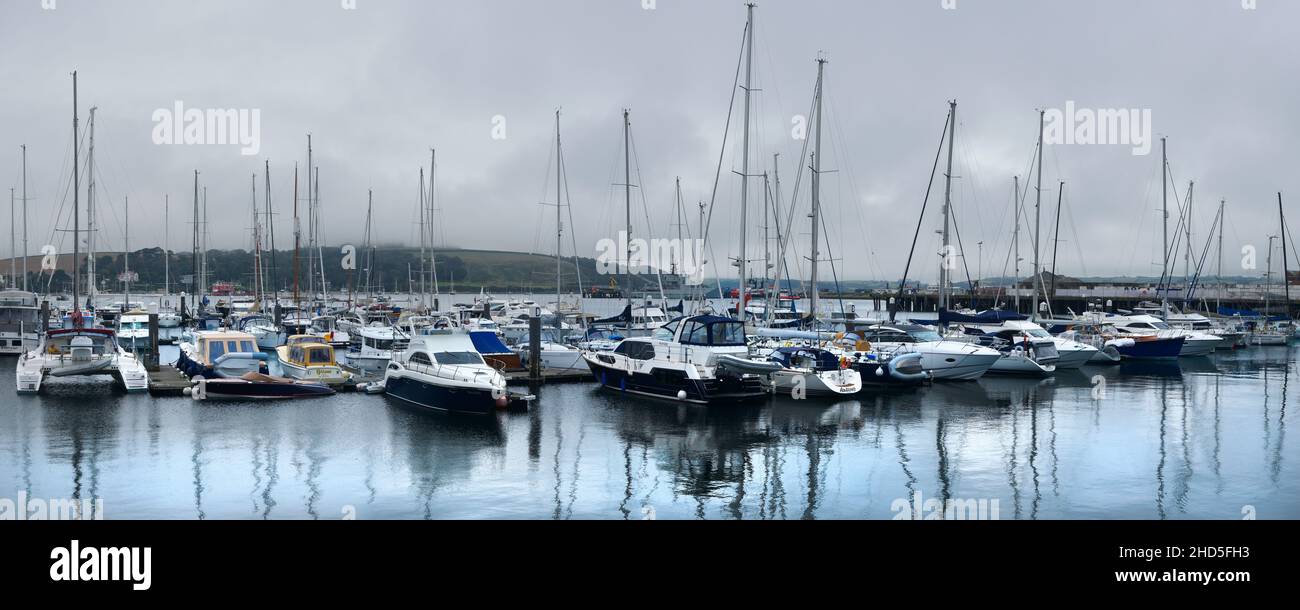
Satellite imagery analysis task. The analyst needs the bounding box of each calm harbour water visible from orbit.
[1,341,1296,520]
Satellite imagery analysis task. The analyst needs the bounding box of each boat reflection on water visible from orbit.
[0,345,1294,520]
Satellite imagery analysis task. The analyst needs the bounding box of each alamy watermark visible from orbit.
[0,491,103,520]
[151,101,261,156]
[1043,101,1152,156]
[891,491,1001,520]
[595,231,706,284]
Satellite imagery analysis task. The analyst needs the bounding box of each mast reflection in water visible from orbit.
[0,346,1295,519]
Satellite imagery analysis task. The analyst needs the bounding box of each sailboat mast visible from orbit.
[87,107,97,305]
[810,57,825,320]
[419,167,426,307]
[192,170,199,313]
[315,168,325,299]
[124,196,130,307]
[164,195,170,299]
[1049,181,1064,314]
[292,165,301,309]
[737,2,755,316]
[266,161,279,315]
[761,172,769,292]
[623,109,632,306]
[8,188,13,286]
[20,144,28,291]
[1217,199,1224,313]
[769,153,783,325]
[1161,136,1168,318]
[556,110,563,325]
[71,72,80,313]
[1013,175,1020,312]
[1185,181,1195,286]
[429,148,439,301]
[1281,193,1291,319]
[1032,109,1044,319]
[252,173,262,305]
[939,100,956,311]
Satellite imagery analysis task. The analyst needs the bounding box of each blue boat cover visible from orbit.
[938,309,1029,324]
[771,347,840,371]
[469,331,512,355]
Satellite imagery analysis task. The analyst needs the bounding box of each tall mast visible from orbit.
[252,173,263,306]
[305,135,314,299]
[939,100,957,311]
[419,167,426,307]
[1013,175,1020,312]
[87,107,97,305]
[737,2,755,316]
[123,196,130,308]
[192,170,199,312]
[202,187,208,303]
[1032,109,1044,319]
[810,57,826,320]
[556,110,563,324]
[1281,193,1291,319]
[364,191,373,299]
[761,172,769,291]
[266,161,279,313]
[623,109,632,306]
[429,148,439,300]
[1185,181,1194,286]
[1049,181,1064,315]
[164,195,170,298]
[315,167,325,299]
[674,176,683,277]
[1161,136,1168,318]
[1217,199,1224,313]
[71,72,80,313]
[20,144,28,291]
[8,188,14,287]
[768,153,783,325]
[292,165,301,309]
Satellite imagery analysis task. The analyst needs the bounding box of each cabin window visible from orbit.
[709,322,745,346]
[208,342,226,361]
[683,322,709,344]
[309,349,332,364]
[433,351,483,366]
[409,352,432,366]
[240,341,255,352]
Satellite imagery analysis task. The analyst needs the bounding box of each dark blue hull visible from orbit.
[1117,337,1185,360]
[852,361,925,388]
[585,359,766,404]
[201,379,335,400]
[385,375,502,415]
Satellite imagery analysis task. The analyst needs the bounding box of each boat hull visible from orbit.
[197,379,335,400]
[384,374,504,415]
[585,358,766,404]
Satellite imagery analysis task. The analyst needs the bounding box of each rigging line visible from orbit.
[627,126,667,302]
[947,201,976,301]
[560,130,585,299]
[774,77,819,287]
[891,111,951,321]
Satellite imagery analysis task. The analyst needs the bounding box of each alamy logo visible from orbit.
[50,540,151,591]
[891,491,1001,520]
[595,231,706,285]
[1043,101,1152,156]
[151,101,261,156]
[0,492,102,520]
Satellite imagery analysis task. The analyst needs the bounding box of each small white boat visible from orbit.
[759,346,862,397]
[345,324,409,375]
[854,323,1001,381]
[15,328,150,394]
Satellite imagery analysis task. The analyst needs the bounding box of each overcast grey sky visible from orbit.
[2,0,1297,282]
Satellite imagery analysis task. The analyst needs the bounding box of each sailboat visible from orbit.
[15,72,149,394]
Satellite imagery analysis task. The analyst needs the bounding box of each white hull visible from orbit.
[987,354,1056,377]
[767,368,862,396]
[520,343,586,371]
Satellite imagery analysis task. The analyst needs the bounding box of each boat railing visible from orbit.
[402,360,498,385]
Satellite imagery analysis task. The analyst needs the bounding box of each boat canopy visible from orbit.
[938,309,1029,325]
[468,330,512,355]
[769,347,840,371]
[285,344,336,366]
[678,315,746,347]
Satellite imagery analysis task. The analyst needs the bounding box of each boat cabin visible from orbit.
[194,332,260,365]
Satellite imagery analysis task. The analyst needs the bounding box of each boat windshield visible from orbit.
[1026,329,1052,338]
[433,351,484,366]
[908,330,943,342]
[1150,322,1172,330]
